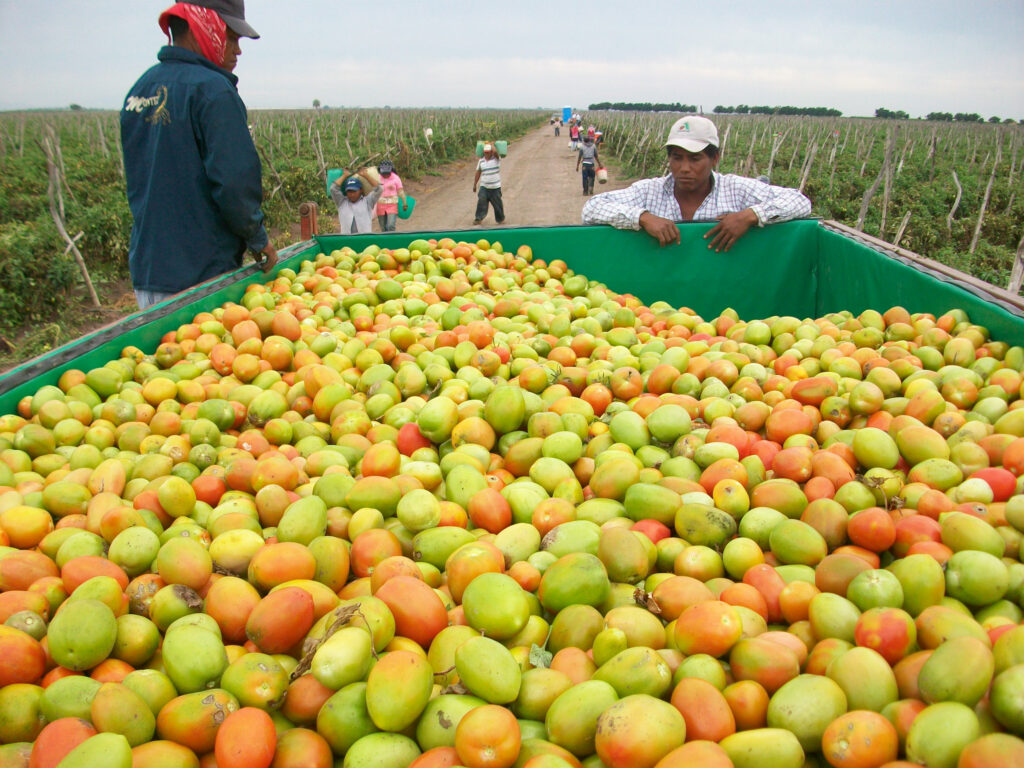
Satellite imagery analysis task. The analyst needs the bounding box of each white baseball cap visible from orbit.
[483,143,493,151]
[665,116,719,152]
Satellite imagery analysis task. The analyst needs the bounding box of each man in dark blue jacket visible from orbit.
[121,0,277,309]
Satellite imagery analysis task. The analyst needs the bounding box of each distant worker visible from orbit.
[576,134,601,196]
[555,119,561,137]
[330,168,382,234]
[582,115,811,251]
[569,121,581,151]
[374,160,407,232]
[472,143,505,225]
[121,0,277,309]
[468,143,505,225]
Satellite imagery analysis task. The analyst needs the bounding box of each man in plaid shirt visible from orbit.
[582,116,811,251]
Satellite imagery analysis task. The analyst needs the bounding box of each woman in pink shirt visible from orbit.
[374,160,407,231]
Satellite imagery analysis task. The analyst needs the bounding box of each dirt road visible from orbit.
[398,124,637,232]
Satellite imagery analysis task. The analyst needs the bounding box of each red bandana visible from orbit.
[159,3,228,68]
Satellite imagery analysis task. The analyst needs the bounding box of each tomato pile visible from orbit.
[1,236,1024,768]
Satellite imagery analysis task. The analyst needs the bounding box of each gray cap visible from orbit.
[192,0,260,38]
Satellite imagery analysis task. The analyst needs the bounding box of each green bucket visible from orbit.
[326,168,344,196]
[475,141,508,157]
[397,196,416,220]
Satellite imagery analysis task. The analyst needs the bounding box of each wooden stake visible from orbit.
[719,123,732,163]
[743,130,757,176]
[893,211,912,247]
[881,129,897,237]
[256,142,291,210]
[969,137,1002,255]
[96,116,110,159]
[1008,231,1024,294]
[1008,137,1018,189]
[50,125,76,205]
[895,138,912,176]
[766,129,789,181]
[41,137,100,308]
[312,126,327,184]
[947,170,962,231]
[928,127,937,183]
[799,141,818,193]
[857,128,894,232]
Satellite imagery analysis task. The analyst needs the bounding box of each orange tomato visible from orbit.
[821,710,899,768]
[215,707,276,768]
[454,704,521,768]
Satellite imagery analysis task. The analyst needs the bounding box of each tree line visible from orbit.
[588,102,698,113]
[876,108,1021,124]
[589,101,1021,124]
[713,105,842,117]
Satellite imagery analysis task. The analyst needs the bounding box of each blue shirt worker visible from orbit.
[582,115,811,251]
[121,0,277,309]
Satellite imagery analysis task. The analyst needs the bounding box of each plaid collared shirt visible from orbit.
[581,172,812,230]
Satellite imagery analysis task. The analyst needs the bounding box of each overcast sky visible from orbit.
[1,0,1022,119]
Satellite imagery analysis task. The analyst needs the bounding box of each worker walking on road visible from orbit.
[473,143,505,225]
[576,135,601,196]
[374,160,407,232]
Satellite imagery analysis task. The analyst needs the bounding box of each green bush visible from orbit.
[0,219,78,331]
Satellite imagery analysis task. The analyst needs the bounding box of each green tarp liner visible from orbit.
[2,219,1022,415]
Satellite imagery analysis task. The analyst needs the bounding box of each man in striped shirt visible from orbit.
[473,144,505,225]
[582,116,811,251]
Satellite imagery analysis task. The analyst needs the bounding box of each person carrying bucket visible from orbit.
[576,134,601,196]
[330,168,381,234]
[374,160,407,232]
[472,143,505,225]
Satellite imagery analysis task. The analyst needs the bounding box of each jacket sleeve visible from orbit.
[581,180,652,230]
[196,89,269,252]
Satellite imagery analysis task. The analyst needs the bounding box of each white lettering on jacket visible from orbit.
[124,86,171,125]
